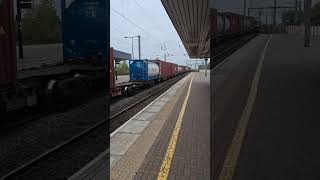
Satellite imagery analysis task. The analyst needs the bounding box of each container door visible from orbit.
[129,60,145,81]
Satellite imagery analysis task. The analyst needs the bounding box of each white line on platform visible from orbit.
[218,34,272,180]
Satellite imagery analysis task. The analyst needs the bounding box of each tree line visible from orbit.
[21,0,61,45]
[116,61,129,75]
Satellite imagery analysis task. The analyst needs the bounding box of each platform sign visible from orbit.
[61,0,109,64]
[20,0,32,9]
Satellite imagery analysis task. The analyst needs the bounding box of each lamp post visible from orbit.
[124,36,134,60]
[124,35,141,60]
[138,35,141,59]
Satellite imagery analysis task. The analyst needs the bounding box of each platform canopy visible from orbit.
[114,49,131,61]
[161,0,211,59]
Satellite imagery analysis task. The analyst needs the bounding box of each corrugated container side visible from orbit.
[172,64,178,76]
[109,48,115,93]
[229,14,236,33]
[168,63,173,76]
[211,9,217,38]
[62,0,109,64]
[226,13,241,34]
[170,63,175,76]
[0,0,17,87]
[182,66,186,72]
[158,60,171,80]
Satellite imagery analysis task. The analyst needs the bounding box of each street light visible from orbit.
[124,36,135,60]
[124,35,141,59]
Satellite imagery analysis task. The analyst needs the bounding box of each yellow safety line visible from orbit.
[157,73,195,180]
[218,35,272,180]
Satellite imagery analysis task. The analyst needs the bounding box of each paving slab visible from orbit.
[117,120,150,134]
[133,112,157,121]
[110,133,140,156]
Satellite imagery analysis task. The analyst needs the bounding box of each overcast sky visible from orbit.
[110,0,191,66]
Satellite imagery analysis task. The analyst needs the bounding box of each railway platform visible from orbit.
[110,70,210,179]
[214,34,320,180]
[17,44,63,70]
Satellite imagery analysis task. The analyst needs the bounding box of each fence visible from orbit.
[286,25,320,36]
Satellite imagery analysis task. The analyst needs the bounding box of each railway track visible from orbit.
[211,33,257,69]
[110,73,188,132]
[0,73,189,180]
[1,89,107,132]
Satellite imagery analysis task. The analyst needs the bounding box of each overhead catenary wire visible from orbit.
[111,8,150,35]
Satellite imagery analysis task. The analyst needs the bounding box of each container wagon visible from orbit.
[112,58,192,97]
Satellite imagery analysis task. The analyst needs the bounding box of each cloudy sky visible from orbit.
[110,0,191,66]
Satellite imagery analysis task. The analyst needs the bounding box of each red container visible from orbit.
[211,9,217,37]
[157,60,172,80]
[0,0,17,87]
[109,48,115,93]
[171,63,178,76]
[183,66,186,72]
[226,13,242,34]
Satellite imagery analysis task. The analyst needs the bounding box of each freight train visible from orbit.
[109,48,192,97]
[0,0,191,114]
[211,8,259,44]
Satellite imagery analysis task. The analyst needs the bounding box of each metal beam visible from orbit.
[161,0,210,59]
[304,0,312,47]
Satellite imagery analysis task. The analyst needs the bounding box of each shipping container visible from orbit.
[217,13,230,34]
[182,66,187,72]
[226,13,241,34]
[61,0,109,64]
[156,60,173,80]
[211,8,217,37]
[110,47,115,94]
[0,0,17,87]
[171,63,178,76]
[129,60,160,81]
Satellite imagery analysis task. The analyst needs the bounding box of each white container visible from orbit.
[147,61,160,77]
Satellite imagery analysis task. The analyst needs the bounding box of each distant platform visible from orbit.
[17,44,63,71]
[115,75,129,84]
[17,44,131,71]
